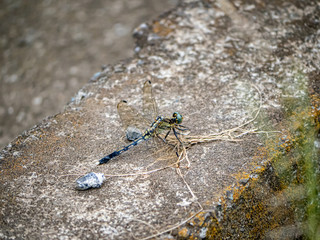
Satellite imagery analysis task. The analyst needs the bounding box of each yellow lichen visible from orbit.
[178,227,189,238]
[152,21,174,36]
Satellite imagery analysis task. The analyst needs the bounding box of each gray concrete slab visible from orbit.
[1,0,319,239]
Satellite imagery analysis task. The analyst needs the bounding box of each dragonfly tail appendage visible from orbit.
[98,151,121,164]
[98,135,147,165]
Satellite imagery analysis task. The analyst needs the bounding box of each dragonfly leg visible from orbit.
[173,127,183,145]
[156,130,177,149]
[156,134,166,143]
[171,128,184,159]
[176,125,189,131]
[164,128,171,140]
[156,128,171,143]
[158,134,179,157]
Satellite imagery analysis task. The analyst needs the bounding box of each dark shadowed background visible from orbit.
[0,0,178,149]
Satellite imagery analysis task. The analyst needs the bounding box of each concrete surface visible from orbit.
[0,0,178,149]
[1,0,319,239]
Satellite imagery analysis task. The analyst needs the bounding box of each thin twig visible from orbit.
[140,209,204,240]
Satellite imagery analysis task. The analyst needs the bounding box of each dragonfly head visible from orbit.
[172,112,183,124]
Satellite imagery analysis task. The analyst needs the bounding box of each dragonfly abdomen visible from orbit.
[98,116,164,165]
[99,135,146,164]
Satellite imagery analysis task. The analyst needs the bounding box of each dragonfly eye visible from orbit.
[173,112,183,124]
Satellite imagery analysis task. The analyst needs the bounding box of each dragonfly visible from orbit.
[98,80,187,165]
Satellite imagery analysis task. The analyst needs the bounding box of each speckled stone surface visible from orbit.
[1,0,319,239]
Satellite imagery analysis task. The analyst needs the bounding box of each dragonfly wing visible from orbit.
[143,80,158,123]
[117,100,146,132]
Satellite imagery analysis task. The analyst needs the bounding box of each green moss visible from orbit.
[202,70,320,239]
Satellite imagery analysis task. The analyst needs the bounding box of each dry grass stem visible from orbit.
[139,209,204,240]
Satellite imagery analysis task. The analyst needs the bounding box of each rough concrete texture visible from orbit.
[1,0,319,239]
[0,0,178,149]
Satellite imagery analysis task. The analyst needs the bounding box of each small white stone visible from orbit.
[75,172,105,191]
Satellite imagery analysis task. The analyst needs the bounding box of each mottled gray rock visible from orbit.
[126,126,142,141]
[75,172,105,190]
[0,0,319,239]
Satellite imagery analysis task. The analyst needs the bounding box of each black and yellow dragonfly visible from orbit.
[98,80,187,165]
